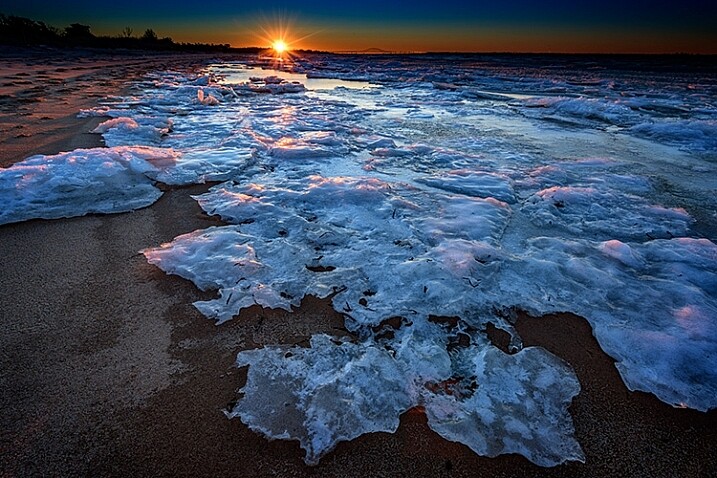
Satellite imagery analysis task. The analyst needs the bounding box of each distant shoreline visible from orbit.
[2,44,715,60]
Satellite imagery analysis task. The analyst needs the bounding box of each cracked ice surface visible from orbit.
[145,175,511,326]
[494,237,717,410]
[10,57,714,465]
[230,335,583,466]
[132,60,717,464]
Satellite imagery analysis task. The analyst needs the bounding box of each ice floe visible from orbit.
[0,147,172,225]
[229,334,583,466]
[229,335,414,465]
[143,174,511,326]
[494,237,717,411]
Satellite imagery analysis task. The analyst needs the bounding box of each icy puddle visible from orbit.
[2,55,716,466]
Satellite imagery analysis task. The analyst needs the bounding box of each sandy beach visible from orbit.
[1,50,716,477]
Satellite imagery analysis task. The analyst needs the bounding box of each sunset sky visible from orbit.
[4,1,717,53]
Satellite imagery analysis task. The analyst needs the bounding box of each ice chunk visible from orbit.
[521,96,636,126]
[91,117,140,133]
[598,240,642,268]
[142,226,315,323]
[93,116,174,147]
[425,346,584,467]
[630,119,717,151]
[228,335,413,465]
[523,186,692,240]
[91,111,253,185]
[143,148,255,185]
[0,147,167,225]
[78,106,113,117]
[495,237,717,411]
[416,170,516,203]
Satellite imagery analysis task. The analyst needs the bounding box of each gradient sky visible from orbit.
[3,1,717,53]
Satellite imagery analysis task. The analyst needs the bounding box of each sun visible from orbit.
[272,40,288,54]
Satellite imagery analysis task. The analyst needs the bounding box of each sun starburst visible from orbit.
[251,13,322,64]
[272,40,288,54]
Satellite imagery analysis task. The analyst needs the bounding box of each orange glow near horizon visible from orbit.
[102,18,717,55]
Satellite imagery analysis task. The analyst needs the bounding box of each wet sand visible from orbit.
[1,50,716,478]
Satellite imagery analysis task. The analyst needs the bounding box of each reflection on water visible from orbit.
[214,64,377,91]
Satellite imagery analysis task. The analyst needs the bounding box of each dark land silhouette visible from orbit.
[0,13,262,53]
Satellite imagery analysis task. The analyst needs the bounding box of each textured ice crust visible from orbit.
[523,185,691,240]
[144,175,512,325]
[145,176,717,413]
[426,346,584,466]
[230,335,583,466]
[496,237,717,410]
[104,60,717,464]
[0,147,172,225]
[630,120,717,151]
[229,335,413,465]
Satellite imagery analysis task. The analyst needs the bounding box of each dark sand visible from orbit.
[1,51,715,478]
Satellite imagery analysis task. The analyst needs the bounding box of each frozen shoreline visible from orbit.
[1,51,716,477]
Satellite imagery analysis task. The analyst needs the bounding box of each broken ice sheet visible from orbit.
[127,60,717,467]
[228,334,583,466]
[143,174,512,327]
[228,335,413,466]
[425,346,584,467]
[0,146,172,225]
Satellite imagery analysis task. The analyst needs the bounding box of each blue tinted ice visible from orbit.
[6,55,715,465]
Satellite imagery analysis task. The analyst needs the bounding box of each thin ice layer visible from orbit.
[230,333,582,466]
[229,335,412,465]
[144,175,511,326]
[425,346,584,467]
[494,237,717,411]
[0,147,170,225]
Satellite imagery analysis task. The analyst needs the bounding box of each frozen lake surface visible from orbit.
[2,54,716,466]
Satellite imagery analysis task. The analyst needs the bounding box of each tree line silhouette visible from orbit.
[0,14,262,53]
